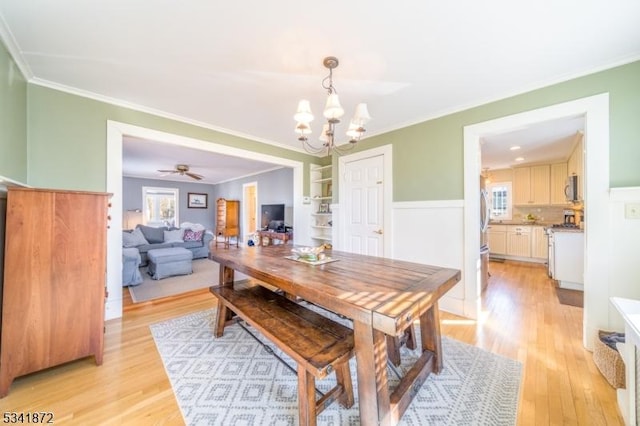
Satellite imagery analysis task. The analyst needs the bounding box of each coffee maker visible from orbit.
[563,209,576,225]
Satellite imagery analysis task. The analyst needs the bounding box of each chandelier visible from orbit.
[294,56,371,156]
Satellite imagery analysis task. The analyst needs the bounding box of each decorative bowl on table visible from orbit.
[291,246,326,262]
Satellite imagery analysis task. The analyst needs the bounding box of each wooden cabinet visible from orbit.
[512,168,530,205]
[550,162,569,205]
[506,226,532,257]
[531,226,548,259]
[490,224,548,263]
[0,187,110,397]
[310,164,333,245]
[487,224,507,255]
[215,198,239,247]
[513,165,550,205]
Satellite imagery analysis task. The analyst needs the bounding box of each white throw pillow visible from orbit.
[180,222,205,232]
[123,227,148,247]
[164,229,185,243]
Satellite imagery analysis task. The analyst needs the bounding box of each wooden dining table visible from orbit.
[208,244,461,426]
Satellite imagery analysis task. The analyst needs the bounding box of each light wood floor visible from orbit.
[0,261,623,425]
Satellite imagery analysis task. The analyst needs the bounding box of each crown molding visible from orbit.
[0,13,33,80]
[368,54,640,139]
[0,175,30,194]
[29,76,315,157]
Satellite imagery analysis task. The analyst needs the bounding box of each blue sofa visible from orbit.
[122,247,143,286]
[123,224,213,267]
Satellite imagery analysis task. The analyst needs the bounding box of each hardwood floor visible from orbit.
[451,261,623,426]
[0,261,623,425]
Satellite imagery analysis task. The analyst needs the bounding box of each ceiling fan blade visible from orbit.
[186,172,203,180]
[157,169,178,173]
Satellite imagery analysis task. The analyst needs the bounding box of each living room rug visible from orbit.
[128,259,220,303]
[150,308,523,425]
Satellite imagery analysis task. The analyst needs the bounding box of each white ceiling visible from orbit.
[1,1,639,182]
[481,115,585,171]
[122,136,284,185]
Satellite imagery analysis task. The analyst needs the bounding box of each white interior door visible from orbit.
[342,154,385,256]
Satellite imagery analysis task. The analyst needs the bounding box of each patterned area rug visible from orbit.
[150,308,522,425]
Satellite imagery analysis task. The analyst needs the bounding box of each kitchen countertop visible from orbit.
[489,221,554,227]
[546,227,584,233]
[489,221,584,232]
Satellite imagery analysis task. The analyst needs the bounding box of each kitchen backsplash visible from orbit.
[512,205,583,224]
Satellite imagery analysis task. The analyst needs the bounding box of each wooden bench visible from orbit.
[210,284,355,425]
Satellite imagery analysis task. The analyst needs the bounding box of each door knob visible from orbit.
[374,229,383,235]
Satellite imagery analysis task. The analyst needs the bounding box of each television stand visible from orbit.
[257,230,293,246]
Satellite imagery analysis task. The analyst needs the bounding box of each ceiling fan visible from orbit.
[157,164,203,180]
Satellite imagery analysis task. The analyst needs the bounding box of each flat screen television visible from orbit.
[261,204,285,230]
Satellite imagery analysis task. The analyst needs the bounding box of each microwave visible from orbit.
[565,175,579,202]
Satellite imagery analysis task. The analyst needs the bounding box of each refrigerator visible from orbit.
[480,176,490,291]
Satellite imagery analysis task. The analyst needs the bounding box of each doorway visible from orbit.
[338,145,393,256]
[463,94,610,349]
[242,182,258,242]
[106,121,305,320]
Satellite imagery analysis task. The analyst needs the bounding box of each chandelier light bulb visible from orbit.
[353,103,371,126]
[323,94,344,120]
[346,120,360,139]
[295,122,312,135]
[319,123,330,142]
[294,100,314,124]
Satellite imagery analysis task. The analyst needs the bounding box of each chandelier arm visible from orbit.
[301,139,329,155]
[331,142,356,156]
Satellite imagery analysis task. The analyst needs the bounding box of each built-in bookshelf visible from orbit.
[310,164,333,244]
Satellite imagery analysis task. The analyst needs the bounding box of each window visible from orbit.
[488,181,512,220]
[142,187,179,227]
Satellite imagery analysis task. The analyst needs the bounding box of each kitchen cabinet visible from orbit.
[531,226,548,259]
[506,225,532,257]
[550,163,569,205]
[490,224,547,263]
[487,224,507,255]
[513,165,550,205]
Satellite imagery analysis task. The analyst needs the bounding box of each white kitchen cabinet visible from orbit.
[487,224,507,255]
[506,225,531,257]
[512,168,531,205]
[553,231,584,290]
[550,163,569,205]
[531,226,548,259]
[513,165,550,205]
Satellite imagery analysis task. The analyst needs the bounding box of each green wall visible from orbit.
[357,60,640,201]
[20,60,640,199]
[26,85,318,191]
[0,41,27,182]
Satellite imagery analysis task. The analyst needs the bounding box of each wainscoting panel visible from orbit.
[391,200,466,317]
[609,187,640,331]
